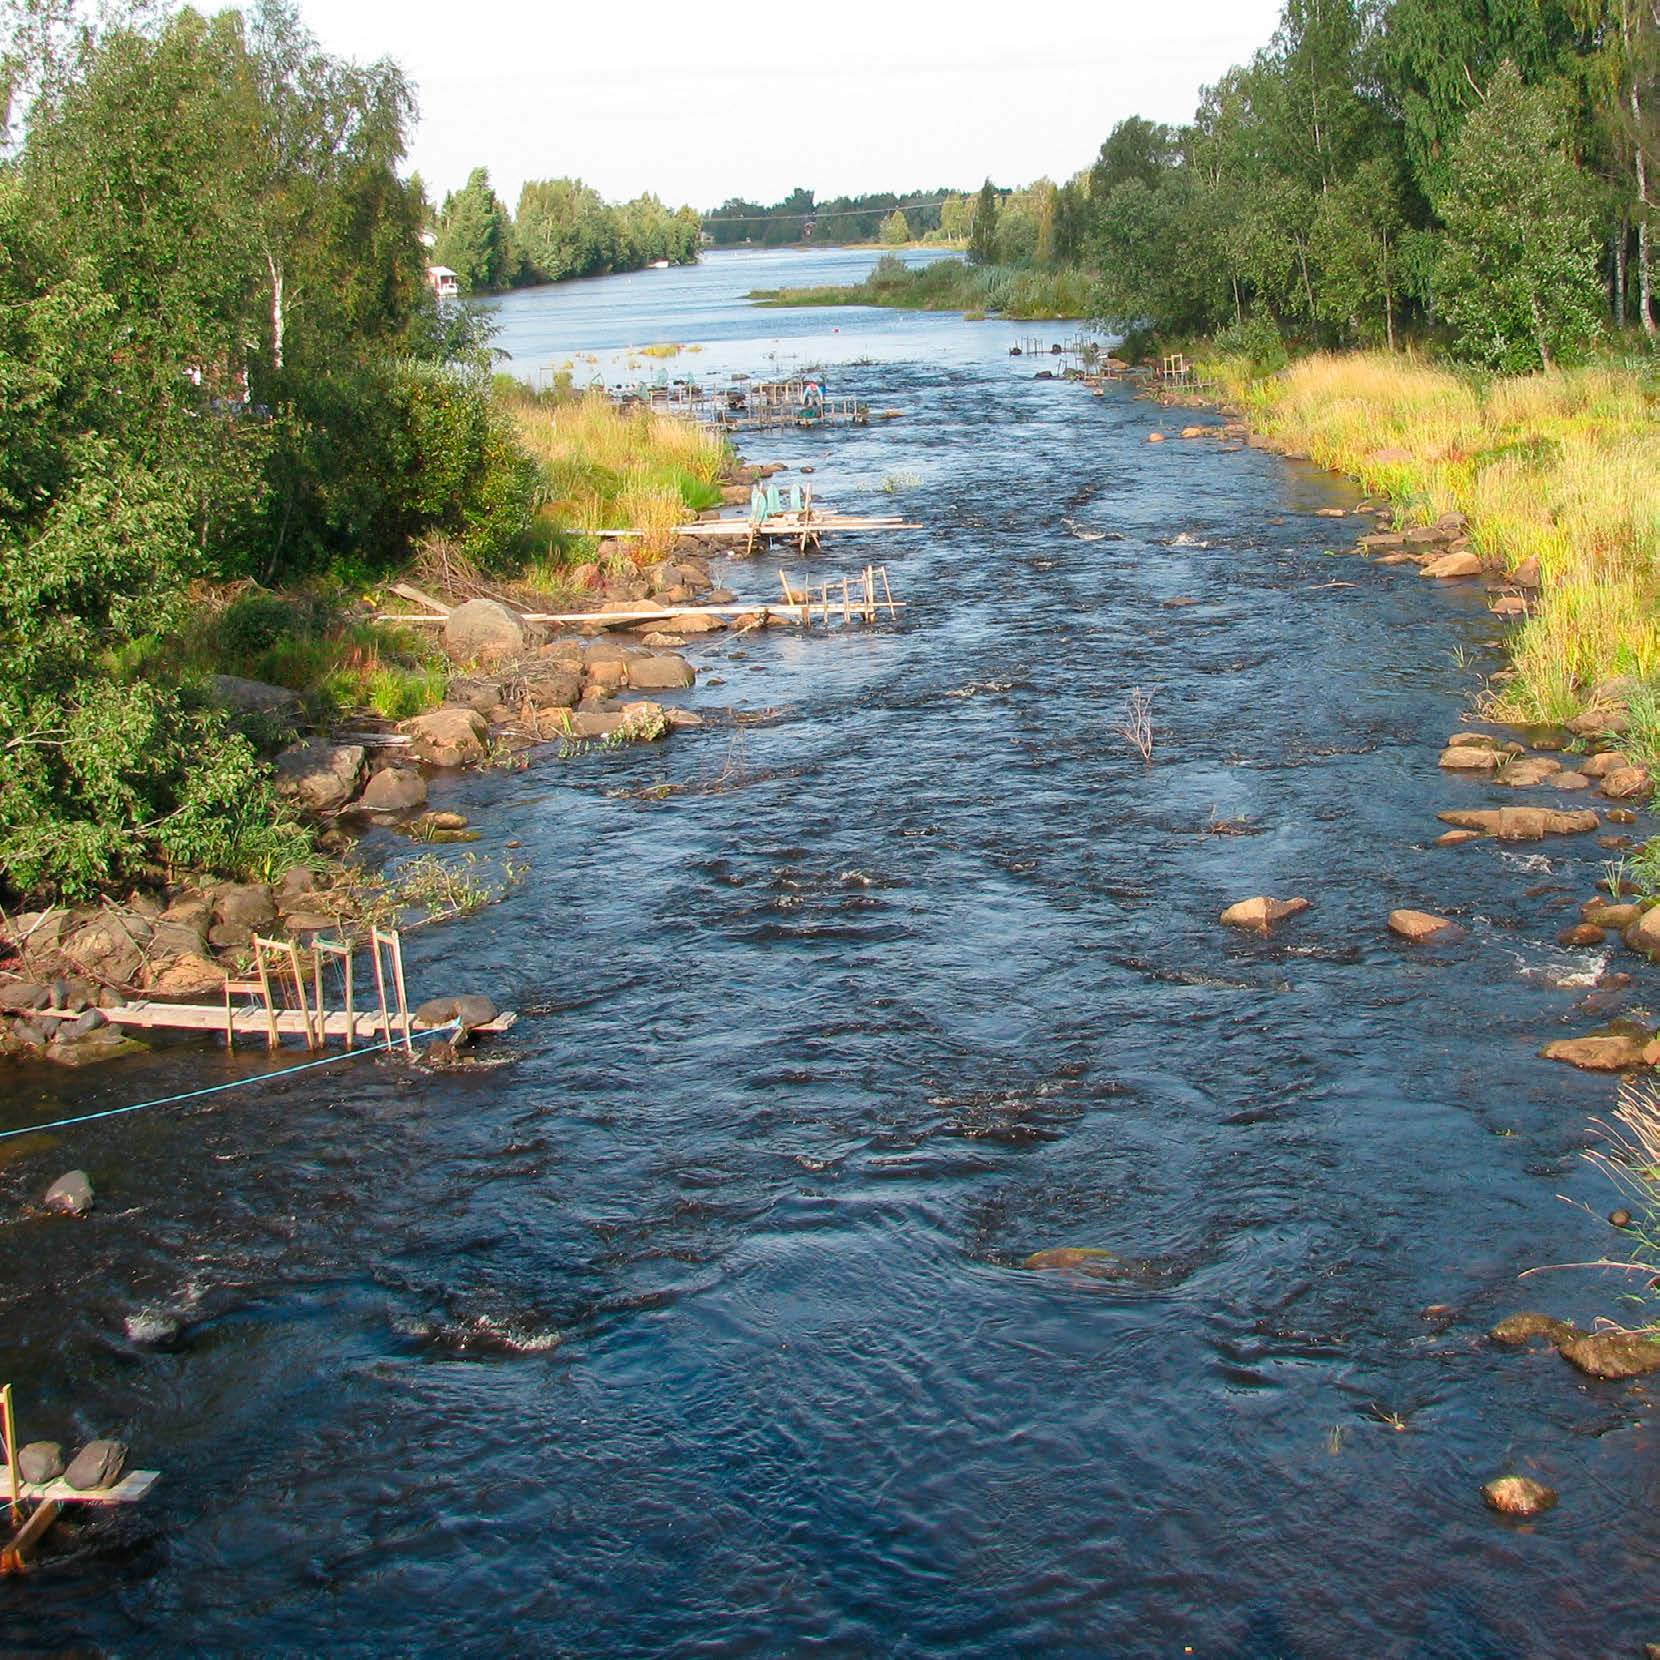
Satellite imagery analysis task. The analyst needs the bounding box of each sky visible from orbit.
[274,0,1287,211]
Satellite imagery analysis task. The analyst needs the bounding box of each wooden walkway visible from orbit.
[31,1003,517,1040]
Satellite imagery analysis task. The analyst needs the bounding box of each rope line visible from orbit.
[0,1022,459,1144]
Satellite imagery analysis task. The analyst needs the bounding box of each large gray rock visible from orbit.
[43,1169,93,1215]
[63,1439,126,1491]
[273,739,365,813]
[358,766,428,812]
[212,883,277,931]
[442,599,531,664]
[62,916,149,987]
[413,993,498,1031]
[208,674,302,722]
[0,981,50,1012]
[18,1441,65,1484]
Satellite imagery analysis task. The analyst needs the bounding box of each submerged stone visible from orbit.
[1025,1247,1119,1273]
[1489,1312,1582,1348]
[1482,1476,1557,1517]
[1220,896,1310,932]
[1559,1330,1660,1379]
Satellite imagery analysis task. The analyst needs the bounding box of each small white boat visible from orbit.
[651,259,670,269]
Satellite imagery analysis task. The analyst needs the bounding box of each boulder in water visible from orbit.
[1024,1247,1118,1274]
[1489,1312,1582,1348]
[1387,909,1457,942]
[1435,808,1598,840]
[1559,1329,1660,1379]
[1220,896,1310,933]
[1482,1476,1557,1517]
[43,1169,93,1216]
[412,993,498,1032]
[1539,1032,1654,1071]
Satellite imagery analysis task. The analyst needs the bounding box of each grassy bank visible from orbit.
[749,255,1096,322]
[1199,352,1660,726]
[502,387,729,565]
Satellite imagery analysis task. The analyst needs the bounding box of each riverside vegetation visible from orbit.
[0,1,731,915]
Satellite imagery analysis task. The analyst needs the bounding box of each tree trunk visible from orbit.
[1530,293,1553,369]
[1381,231,1395,351]
[1640,220,1656,338]
[266,249,286,369]
[1614,221,1627,328]
[1635,82,1657,337]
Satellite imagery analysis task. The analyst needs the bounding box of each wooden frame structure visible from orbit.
[2,1382,159,1576]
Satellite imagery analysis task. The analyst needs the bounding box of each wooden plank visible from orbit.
[30,1004,517,1038]
[0,1470,158,1506]
[1,1499,59,1572]
[389,582,453,615]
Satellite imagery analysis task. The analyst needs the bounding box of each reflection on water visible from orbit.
[2,253,1656,1658]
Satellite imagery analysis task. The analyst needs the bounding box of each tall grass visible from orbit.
[1210,352,1660,721]
[503,388,729,557]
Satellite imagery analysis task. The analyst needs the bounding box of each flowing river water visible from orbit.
[4,248,1659,1657]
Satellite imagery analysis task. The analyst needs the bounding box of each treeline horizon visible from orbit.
[961,0,1656,370]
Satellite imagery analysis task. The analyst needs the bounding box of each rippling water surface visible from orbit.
[4,250,1658,1658]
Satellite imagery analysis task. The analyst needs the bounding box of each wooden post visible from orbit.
[253,940,280,1051]
[1,1498,58,1573]
[370,929,393,1049]
[222,977,235,1053]
[312,945,325,1039]
[2,1383,19,1525]
[383,928,414,1058]
[879,566,899,620]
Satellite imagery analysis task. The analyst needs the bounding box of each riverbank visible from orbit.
[748,255,1095,322]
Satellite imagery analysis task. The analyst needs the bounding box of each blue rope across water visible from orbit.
[0,1022,458,1144]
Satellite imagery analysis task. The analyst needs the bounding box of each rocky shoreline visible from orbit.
[0,460,804,1070]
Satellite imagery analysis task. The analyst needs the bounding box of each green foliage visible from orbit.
[970,180,1000,266]
[878,208,910,245]
[435,166,515,292]
[1435,62,1605,370]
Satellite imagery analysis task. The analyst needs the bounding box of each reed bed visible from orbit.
[1209,352,1660,722]
[505,389,729,557]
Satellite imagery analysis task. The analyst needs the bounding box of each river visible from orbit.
[2,247,1655,1657]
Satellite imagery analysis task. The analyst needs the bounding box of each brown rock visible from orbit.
[1025,1247,1119,1272]
[1388,909,1457,942]
[213,883,276,930]
[143,953,225,997]
[1358,531,1409,551]
[1601,765,1652,800]
[1539,1032,1652,1071]
[1489,594,1528,617]
[358,766,427,813]
[1558,923,1607,947]
[1419,550,1483,579]
[1552,771,1590,790]
[659,612,723,635]
[526,671,582,709]
[273,740,365,814]
[62,916,150,987]
[626,654,696,691]
[1494,755,1562,788]
[441,598,534,664]
[1439,746,1504,771]
[1559,1330,1660,1379]
[402,706,489,767]
[1568,706,1629,738]
[1584,901,1638,928]
[1436,829,1483,846]
[1482,1476,1557,1518]
[1610,807,1639,823]
[1147,431,1165,444]
[1623,908,1660,959]
[1436,808,1599,840]
[1220,896,1311,932]
[1581,750,1628,778]
[1511,555,1541,588]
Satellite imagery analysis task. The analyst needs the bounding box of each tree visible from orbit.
[1436,60,1604,366]
[436,166,513,291]
[878,207,910,244]
[970,179,1000,265]
[1314,156,1408,345]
